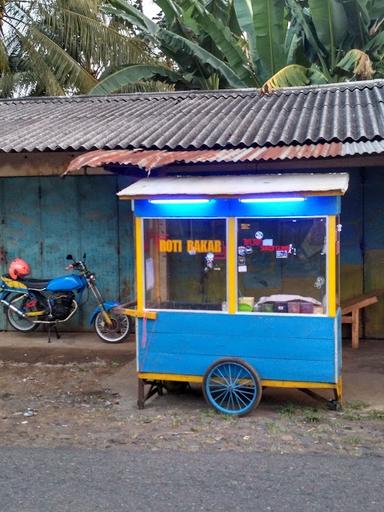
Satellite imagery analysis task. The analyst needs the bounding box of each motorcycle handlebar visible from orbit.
[65,259,89,274]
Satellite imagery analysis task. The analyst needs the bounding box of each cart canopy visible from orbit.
[117,173,349,200]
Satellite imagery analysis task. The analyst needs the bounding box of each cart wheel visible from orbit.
[203,359,262,416]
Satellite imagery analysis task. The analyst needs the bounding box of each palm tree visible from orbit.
[90,0,384,94]
[0,0,156,97]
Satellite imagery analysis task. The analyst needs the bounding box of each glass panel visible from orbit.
[237,218,327,314]
[144,219,227,310]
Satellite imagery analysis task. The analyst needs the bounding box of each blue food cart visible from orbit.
[118,173,349,415]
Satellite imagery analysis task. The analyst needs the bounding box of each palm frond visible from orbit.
[17,31,65,95]
[27,25,97,92]
[0,37,9,72]
[40,6,149,70]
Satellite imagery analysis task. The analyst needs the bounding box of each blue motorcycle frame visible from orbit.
[0,255,131,343]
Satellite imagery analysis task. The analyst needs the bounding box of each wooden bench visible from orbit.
[341,293,379,349]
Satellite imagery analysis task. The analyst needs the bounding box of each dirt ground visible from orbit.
[0,333,383,456]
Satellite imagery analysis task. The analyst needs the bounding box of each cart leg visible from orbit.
[298,386,342,411]
[352,310,359,349]
[137,378,145,410]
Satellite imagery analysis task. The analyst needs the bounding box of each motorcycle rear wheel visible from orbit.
[6,294,39,333]
[94,311,130,343]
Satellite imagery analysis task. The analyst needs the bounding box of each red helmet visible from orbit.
[8,258,31,280]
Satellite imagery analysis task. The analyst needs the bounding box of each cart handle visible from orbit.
[114,307,157,320]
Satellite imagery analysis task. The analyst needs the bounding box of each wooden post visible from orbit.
[137,378,145,409]
[351,309,360,349]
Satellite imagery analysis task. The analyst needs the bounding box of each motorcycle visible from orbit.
[0,254,131,343]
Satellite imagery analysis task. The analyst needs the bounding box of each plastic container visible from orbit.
[273,302,288,313]
[238,303,253,312]
[260,303,274,313]
[239,297,255,308]
[287,301,301,314]
[300,302,314,314]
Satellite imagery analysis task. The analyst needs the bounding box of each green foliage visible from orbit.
[94,0,384,93]
[0,0,156,97]
[3,0,383,96]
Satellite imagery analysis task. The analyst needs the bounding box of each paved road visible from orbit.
[0,448,382,511]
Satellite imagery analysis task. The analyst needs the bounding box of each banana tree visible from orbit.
[91,0,292,93]
[90,0,384,94]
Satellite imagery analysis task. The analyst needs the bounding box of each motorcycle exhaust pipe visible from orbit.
[0,299,27,318]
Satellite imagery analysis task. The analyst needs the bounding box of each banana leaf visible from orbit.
[286,0,331,79]
[105,0,159,35]
[261,64,328,94]
[155,0,181,23]
[233,0,259,70]
[252,0,287,78]
[184,0,255,85]
[308,0,348,67]
[89,64,187,95]
[339,0,370,46]
[335,49,375,79]
[159,29,248,87]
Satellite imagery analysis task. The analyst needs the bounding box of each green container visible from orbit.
[238,303,253,312]
[261,303,274,313]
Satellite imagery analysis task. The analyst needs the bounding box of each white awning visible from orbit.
[118,173,349,199]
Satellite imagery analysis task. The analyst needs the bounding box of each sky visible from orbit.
[142,0,160,19]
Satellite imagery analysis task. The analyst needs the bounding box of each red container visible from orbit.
[300,302,314,314]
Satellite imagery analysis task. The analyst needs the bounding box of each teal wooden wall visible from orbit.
[0,175,134,331]
[1,168,384,338]
[339,167,384,339]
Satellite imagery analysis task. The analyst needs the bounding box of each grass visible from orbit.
[367,409,384,420]
[279,403,299,419]
[344,435,362,446]
[300,407,322,424]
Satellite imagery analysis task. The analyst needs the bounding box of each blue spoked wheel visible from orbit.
[203,359,262,416]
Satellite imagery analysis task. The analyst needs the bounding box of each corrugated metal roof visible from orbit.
[1,80,384,153]
[117,173,349,199]
[65,140,384,174]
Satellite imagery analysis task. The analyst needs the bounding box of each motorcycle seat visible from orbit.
[19,278,51,290]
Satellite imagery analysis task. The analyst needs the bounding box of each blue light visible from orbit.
[149,199,210,204]
[239,197,306,203]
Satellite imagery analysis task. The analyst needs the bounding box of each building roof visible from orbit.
[1,80,384,154]
[117,173,350,199]
[65,140,384,174]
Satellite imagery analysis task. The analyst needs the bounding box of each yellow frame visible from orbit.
[134,214,338,317]
[135,217,144,311]
[134,213,342,401]
[227,217,237,314]
[327,215,337,317]
[137,372,341,396]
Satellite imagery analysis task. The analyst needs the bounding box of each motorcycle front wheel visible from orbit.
[94,311,130,343]
[6,294,39,333]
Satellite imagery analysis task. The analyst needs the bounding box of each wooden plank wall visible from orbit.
[0,175,134,331]
[1,167,384,338]
[339,167,384,339]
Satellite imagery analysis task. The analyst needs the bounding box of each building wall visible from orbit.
[0,175,134,331]
[340,167,384,338]
[1,159,384,337]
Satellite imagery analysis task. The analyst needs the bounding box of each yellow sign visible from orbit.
[186,240,222,253]
[159,239,182,252]
[159,239,222,253]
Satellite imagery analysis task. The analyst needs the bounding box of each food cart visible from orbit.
[118,173,349,415]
